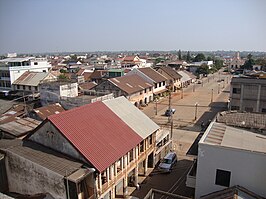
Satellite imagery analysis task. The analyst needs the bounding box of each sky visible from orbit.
[0,0,266,54]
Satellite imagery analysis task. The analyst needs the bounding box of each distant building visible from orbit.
[29,103,65,121]
[229,76,266,112]
[12,71,56,94]
[127,67,168,97]
[94,74,153,106]
[227,52,245,70]
[156,66,182,91]
[0,57,51,93]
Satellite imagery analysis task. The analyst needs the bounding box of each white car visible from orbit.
[158,152,177,172]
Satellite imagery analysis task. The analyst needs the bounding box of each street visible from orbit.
[130,71,231,198]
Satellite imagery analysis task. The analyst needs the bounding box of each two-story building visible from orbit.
[0,57,51,93]
[94,74,153,106]
[155,66,182,92]
[12,71,56,94]
[22,97,162,199]
[127,67,168,98]
[230,76,266,112]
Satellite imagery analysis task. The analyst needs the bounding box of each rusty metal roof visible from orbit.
[0,117,41,137]
[109,74,152,95]
[12,71,48,86]
[1,140,83,177]
[33,103,65,121]
[138,67,167,83]
[48,101,142,172]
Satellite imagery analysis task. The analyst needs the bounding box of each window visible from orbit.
[155,83,158,89]
[232,88,241,94]
[35,86,38,91]
[17,85,20,89]
[149,87,152,91]
[215,169,231,187]
[262,108,266,113]
[29,86,31,90]
[231,106,239,110]
[245,107,253,112]
[23,85,25,90]
[144,88,147,93]
[43,70,46,72]
[34,62,38,65]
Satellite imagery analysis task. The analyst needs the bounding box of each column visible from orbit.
[135,147,138,160]
[144,158,148,176]
[256,85,261,112]
[240,84,244,111]
[110,165,114,181]
[107,168,110,184]
[98,173,102,195]
[134,166,139,187]
[121,156,124,171]
[111,187,116,199]
[123,177,128,197]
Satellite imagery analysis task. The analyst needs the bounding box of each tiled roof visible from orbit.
[33,103,65,121]
[48,101,142,172]
[138,67,167,83]
[109,74,152,95]
[157,66,182,79]
[12,71,48,86]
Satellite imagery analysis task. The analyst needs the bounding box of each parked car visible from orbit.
[158,152,177,173]
[165,108,176,116]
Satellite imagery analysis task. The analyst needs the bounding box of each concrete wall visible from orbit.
[29,121,87,163]
[230,78,266,112]
[6,151,66,199]
[195,143,266,198]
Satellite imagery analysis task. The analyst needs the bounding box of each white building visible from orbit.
[195,122,266,198]
[0,57,51,93]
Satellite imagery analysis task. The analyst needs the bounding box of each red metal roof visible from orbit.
[48,101,142,173]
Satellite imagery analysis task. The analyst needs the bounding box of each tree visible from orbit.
[242,53,255,70]
[186,51,191,62]
[196,63,210,75]
[178,50,182,60]
[207,56,212,61]
[193,53,206,62]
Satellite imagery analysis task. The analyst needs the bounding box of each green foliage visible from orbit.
[242,53,255,70]
[186,51,191,62]
[196,63,210,74]
[178,50,182,60]
[58,74,68,80]
[255,58,266,67]
[155,58,165,65]
[193,53,206,62]
[60,69,67,73]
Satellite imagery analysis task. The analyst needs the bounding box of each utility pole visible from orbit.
[181,88,184,99]
[211,89,213,102]
[194,103,198,121]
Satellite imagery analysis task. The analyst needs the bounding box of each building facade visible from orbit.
[230,76,266,112]
[0,57,51,93]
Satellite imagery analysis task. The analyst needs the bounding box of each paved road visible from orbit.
[130,71,231,198]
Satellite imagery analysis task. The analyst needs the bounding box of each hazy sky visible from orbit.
[0,0,266,54]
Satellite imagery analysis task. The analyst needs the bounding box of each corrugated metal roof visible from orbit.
[48,101,142,173]
[12,71,48,86]
[33,103,65,120]
[202,122,266,154]
[0,117,41,137]
[103,97,159,139]
[4,140,83,176]
[177,71,192,82]
[109,74,152,95]
[157,66,182,79]
[138,67,167,83]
